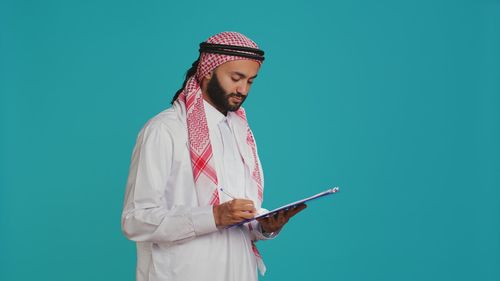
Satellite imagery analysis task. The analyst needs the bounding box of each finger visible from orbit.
[267,213,277,226]
[279,216,287,226]
[278,211,287,224]
[273,211,285,225]
[227,202,255,213]
[235,211,256,220]
[257,215,271,223]
[256,217,267,224]
[290,203,307,212]
[285,204,307,218]
[232,199,256,212]
[233,199,255,205]
[238,205,257,214]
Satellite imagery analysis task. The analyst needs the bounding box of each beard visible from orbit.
[206,72,247,113]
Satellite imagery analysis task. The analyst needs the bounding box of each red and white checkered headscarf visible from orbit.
[195,32,263,81]
[174,31,267,273]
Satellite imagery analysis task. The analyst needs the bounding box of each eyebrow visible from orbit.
[232,71,258,79]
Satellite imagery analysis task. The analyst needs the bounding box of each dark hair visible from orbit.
[171,58,200,104]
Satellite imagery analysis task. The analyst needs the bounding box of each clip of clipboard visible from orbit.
[227,187,340,228]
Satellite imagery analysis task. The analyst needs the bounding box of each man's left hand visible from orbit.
[257,204,307,233]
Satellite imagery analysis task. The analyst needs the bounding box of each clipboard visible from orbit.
[227,187,340,228]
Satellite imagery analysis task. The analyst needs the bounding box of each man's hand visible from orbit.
[257,204,307,233]
[213,199,256,227]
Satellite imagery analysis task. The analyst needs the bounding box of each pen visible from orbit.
[219,187,237,199]
[220,187,262,218]
[220,187,259,211]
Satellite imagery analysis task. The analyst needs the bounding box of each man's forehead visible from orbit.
[216,60,260,76]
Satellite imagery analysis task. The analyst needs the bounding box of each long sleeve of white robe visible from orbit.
[121,122,218,244]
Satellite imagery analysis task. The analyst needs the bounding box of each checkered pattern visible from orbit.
[235,109,264,202]
[196,31,262,82]
[175,31,266,274]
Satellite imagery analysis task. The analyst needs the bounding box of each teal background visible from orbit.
[1,0,499,280]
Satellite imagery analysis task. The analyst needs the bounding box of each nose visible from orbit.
[236,82,250,96]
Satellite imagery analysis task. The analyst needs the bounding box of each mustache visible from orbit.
[227,93,246,98]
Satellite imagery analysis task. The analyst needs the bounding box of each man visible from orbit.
[121,31,306,281]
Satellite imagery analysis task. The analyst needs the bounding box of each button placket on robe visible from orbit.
[218,117,245,199]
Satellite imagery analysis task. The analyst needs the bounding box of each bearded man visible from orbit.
[121,31,306,281]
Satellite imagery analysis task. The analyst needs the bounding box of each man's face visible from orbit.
[204,60,260,114]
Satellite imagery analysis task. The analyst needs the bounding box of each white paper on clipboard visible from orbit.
[227,187,340,228]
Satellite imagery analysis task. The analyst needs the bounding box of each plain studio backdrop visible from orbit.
[1,0,499,280]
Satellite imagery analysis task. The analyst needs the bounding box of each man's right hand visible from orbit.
[213,199,256,227]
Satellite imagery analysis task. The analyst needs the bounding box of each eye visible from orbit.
[231,77,240,82]
[248,80,254,84]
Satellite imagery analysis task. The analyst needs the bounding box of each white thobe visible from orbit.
[121,100,275,281]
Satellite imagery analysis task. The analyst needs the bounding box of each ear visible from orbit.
[204,71,213,81]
